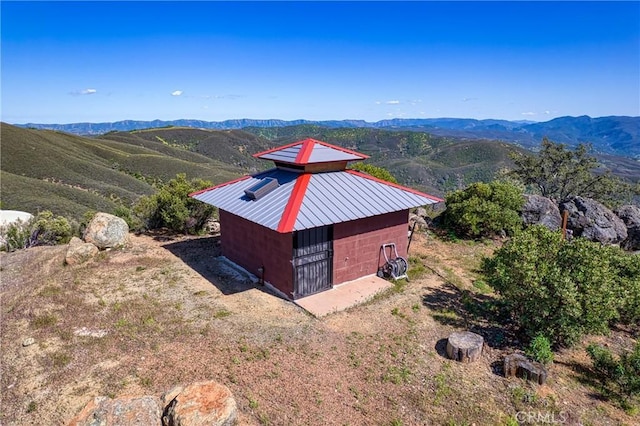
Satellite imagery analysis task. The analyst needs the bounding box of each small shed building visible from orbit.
[190,138,442,300]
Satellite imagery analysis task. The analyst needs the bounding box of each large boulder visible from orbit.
[415,207,428,218]
[559,196,627,244]
[204,219,221,234]
[616,205,640,251]
[69,395,162,426]
[65,237,99,265]
[84,212,129,249]
[162,381,237,426]
[521,194,562,230]
[409,213,427,230]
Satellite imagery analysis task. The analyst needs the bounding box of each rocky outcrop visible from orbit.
[616,205,640,251]
[69,395,162,426]
[521,194,562,230]
[162,381,237,426]
[559,196,627,244]
[84,213,129,249]
[65,237,99,265]
[415,207,428,218]
[409,213,427,230]
[204,219,221,234]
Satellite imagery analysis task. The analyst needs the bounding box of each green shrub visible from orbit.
[1,219,32,251]
[525,334,554,365]
[113,205,142,230]
[30,211,73,246]
[1,211,76,251]
[483,226,638,346]
[610,249,640,325]
[443,181,524,238]
[587,341,640,403]
[134,173,215,233]
[349,162,398,184]
[78,210,97,236]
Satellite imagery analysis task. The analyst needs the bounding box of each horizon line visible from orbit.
[7,114,640,126]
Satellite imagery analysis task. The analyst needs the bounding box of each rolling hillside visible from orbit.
[104,125,530,195]
[0,124,246,219]
[98,127,274,172]
[3,123,637,220]
[245,125,527,193]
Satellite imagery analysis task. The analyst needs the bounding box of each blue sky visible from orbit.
[2,1,639,124]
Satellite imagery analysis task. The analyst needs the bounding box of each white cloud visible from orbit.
[69,88,97,96]
[386,100,400,105]
[462,97,477,102]
[544,110,551,115]
[375,101,382,105]
[521,112,537,116]
[171,90,183,96]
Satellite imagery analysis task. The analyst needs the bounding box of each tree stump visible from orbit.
[446,331,484,363]
[504,354,548,385]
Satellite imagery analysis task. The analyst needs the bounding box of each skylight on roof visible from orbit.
[244,177,279,200]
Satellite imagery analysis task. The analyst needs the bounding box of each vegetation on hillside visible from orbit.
[349,162,398,184]
[0,124,245,219]
[509,138,639,207]
[103,127,272,172]
[18,115,640,158]
[4,124,638,220]
[245,125,527,194]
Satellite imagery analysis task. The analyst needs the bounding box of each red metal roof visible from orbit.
[191,139,442,233]
[254,139,368,165]
[192,169,442,233]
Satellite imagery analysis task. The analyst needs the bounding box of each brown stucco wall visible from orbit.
[219,210,294,298]
[332,210,409,284]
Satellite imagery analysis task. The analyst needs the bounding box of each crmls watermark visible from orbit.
[515,411,568,424]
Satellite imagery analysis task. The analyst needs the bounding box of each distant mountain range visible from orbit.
[14,115,640,158]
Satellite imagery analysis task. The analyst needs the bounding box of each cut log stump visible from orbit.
[504,353,548,385]
[446,331,484,363]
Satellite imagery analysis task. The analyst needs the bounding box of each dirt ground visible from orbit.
[0,231,637,425]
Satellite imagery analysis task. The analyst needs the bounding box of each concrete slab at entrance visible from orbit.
[295,275,394,318]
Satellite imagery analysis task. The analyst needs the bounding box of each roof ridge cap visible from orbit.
[277,173,311,232]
